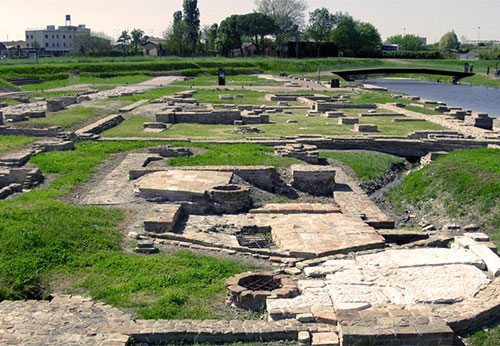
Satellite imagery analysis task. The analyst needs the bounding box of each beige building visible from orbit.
[25,18,90,56]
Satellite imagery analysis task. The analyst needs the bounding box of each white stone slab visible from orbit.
[470,244,500,277]
[266,288,333,311]
[304,260,356,277]
[357,248,485,270]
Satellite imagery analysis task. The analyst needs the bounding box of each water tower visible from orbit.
[65,15,71,27]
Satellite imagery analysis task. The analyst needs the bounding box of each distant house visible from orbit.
[0,42,7,57]
[142,39,167,56]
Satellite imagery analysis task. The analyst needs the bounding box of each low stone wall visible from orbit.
[157,109,243,125]
[465,113,494,130]
[0,183,22,199]
[0,125,63,137]
[354,124,378,132]
[75,114,124,138]
[46,96,77,112]
[291,164,336,196]
[130,165,279,191]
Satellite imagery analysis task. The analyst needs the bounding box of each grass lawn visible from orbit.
[0,135,36,153]
[12,105,119,130]
[319,151,404,181]
[0,141,261,319]
[102,108,445,139]
[405,105,443,115]
[167,143,300,168]
[20,75,152,91]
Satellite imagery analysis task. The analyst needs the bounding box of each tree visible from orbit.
[217,15,244,56]
[439,31,460,51]
[255,0,307,56]
[116,30,131,59]
[331,13,381,57]
[183,0,200,55]
[386,34,423,51]
[72,33,112,56]
[307,8,336,57]
[238,13,278,55]
[200,24,218,53]
[164,11,189,55]
[255,0,307,29]
[130,28,145,54]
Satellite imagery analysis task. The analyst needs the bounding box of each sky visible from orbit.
[2,0,500,44]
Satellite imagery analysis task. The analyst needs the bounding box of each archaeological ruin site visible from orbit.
[1,73,500,346]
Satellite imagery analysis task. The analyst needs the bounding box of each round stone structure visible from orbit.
[208,184,252,214]
[225,271,299,310]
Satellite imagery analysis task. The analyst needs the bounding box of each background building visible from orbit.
[25,15,90,56]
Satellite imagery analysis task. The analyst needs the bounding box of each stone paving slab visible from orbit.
[82,153,155,205]
[333,167,395,228]
[144,204,182,232]
[250,203,341,214]
[135,170,234,200]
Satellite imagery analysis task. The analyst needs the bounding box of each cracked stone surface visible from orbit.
[270,248,491,314]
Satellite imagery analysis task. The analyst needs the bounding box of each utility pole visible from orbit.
[478,26,480,42]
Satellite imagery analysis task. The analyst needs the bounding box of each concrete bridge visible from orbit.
[331,67,475,84]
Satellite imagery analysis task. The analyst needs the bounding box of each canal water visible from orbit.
[364,79,500,118]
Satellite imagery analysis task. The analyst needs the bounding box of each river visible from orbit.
[364,79,500,118]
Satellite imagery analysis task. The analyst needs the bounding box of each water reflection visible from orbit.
[364,79,500,118]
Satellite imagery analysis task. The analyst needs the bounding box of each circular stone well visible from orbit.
[225,271,298,310]
[208,184,252,213]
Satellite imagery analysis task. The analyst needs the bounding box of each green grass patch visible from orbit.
[319,151,404,181]
[167,143,299,168]
[405,105,443,115]
[103,106,444,140]
[0,140,261,319]
[0,78,21,91]
[13,106,115,130]
[0,135,36,153]
[387,148,500,238]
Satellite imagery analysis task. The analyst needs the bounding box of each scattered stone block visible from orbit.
[465,113,493,130]
[144,204,182,233]
[335,303,371,311]
[322,111,344,118]
[297,313,315,322]
[469,244,500,276]
[149,145,192,157]
[291,164,336,196]
[286,119,297,123]
[275,144,319,164]
[143,122,167,129]
[298,331,311,346]
[465,233,490,242]
[464,224,481,232]
[338,117,358,125]
[311,332,339,346]
[233,126,264,135]
[354,124,377,132]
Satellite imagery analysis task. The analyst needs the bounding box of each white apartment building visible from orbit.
[25,21,90,56]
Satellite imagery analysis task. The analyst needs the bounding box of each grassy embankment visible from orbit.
[319,151,404,181]
[0,142,306,319]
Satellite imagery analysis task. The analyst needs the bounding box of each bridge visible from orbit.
[331,67,475,84]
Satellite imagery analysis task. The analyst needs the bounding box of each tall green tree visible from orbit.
[201,24,218,53]
[217,15,244,56]
[439,30,460,51]
[307,8,336,57]
[130,28,145,54]
[164,11,189,55]
[331,13,381,57]
[238,13,278,55]
[386,34,423,51]
[116,30,131,59]
[72,33,112,56]
[183,0,200,55]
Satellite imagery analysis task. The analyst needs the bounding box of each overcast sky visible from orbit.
[2,0,499,43]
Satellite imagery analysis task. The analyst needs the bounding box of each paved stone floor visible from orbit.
[181,212,386,258]
[269,248,490,314]
[135,170,234,200]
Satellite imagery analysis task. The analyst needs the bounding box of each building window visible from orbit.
[69,35,72,39]
[31,35,33,39]
[57,43,59,47]
[27,43,30,48]
[63,35,65,39]
[56,35,59,39]
[26,35,29,40]
[52,34,54,39]
[45,43,48,47]
[52,43,55,47]
[45,34,48,39]
[63,43,66,47]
